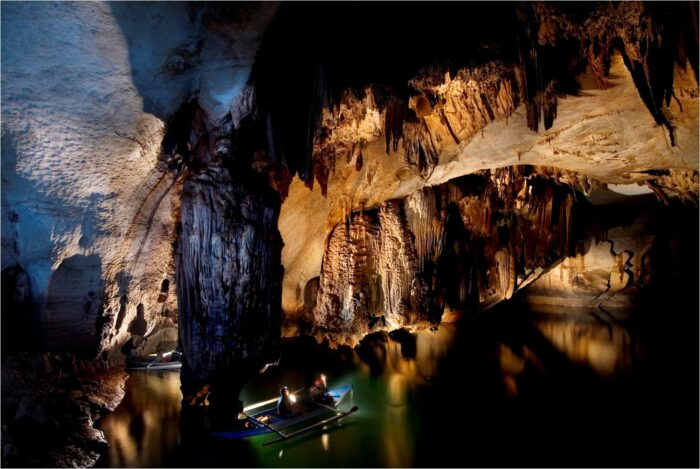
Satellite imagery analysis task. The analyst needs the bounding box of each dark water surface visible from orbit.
[97,303,698,467]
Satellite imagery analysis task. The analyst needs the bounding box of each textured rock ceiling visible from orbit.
[1,2,697,352]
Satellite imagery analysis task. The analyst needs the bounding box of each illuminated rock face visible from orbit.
[312,201,430,345]
[311,167,588,344]
[0,1,183,356]
[523,195,699,310]
[279,41,699,323]
[1,352,128,467]
[523,229,654,310]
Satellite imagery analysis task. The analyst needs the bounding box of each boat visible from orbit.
[126,351,183,371]
[212,385,358,443]
[126,360,182,371]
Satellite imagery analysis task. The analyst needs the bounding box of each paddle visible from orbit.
[263,405,359,446]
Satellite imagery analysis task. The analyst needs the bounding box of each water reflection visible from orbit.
[97,307,689,468]
[97,371,182,467]
[352,327,458,466]
[532,310,635,377]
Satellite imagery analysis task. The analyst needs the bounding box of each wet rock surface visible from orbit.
[1,353,127,467]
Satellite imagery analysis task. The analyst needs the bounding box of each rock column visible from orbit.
[176,160,283,426]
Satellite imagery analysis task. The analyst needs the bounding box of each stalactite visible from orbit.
[434,166,581,307]
[644,169,699,206]
[313,199,428,345]
[307,144,336,197]
[404,188,444,272]
[516,12,559,133]
[410,61,519,149]
[402,118,439,178]
[495,249,516,300]
[313,164,588,343]
[376,201,420,326]
[316,221,352,330]
[584,36,613,88]
[246,2,696,200]
[268,163,294,201]
[581,2,698,146]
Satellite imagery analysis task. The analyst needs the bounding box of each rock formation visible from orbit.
[1,353,127,467]
[176,158,283,418]
[3,0,696,359]
[278,3,698,322]
[312,166,587,344]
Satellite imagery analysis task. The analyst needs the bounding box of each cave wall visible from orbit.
[278,177,330,326]
[522,193,699,311]
[1,1,697,357]
[0,2,276,356]
[524,219,655,309]
[1,2,180,354]
[1,3,696,466]
[309,163,698,344]
[312,201,429,344]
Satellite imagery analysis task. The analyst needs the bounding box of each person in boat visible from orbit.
[309,374,334,405]
[187,384,210,407]
[276,386,298,417]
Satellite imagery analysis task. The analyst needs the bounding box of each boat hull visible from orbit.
[212,385,352,440]
[126,362,182,371]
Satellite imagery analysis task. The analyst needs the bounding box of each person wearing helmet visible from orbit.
[276,386,296,417]
[309,374,334,405]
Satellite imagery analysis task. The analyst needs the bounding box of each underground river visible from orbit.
[96,301,698,467]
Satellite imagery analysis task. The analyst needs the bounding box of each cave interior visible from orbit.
[1,2,698,467]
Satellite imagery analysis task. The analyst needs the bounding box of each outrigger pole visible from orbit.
[240,412,288,439]
[262,406,359,446]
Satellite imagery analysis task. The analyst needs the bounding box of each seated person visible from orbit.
[276,386,298,417]
[187,384,210,407]
[309,374,334,405]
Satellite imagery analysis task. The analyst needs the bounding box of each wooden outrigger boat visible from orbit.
[126,360,182,371]
[212,385,358,445]
[126,351,182,371]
